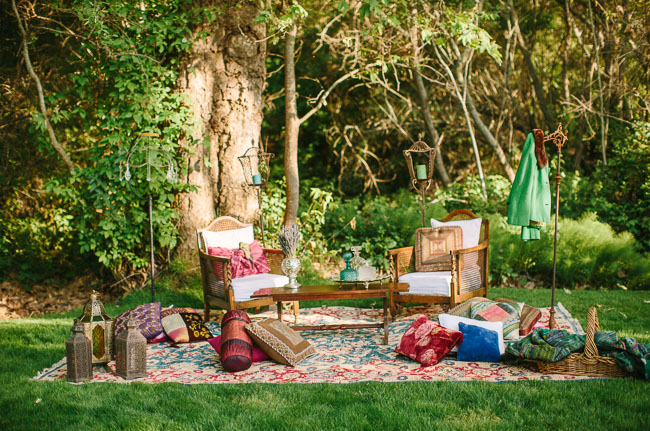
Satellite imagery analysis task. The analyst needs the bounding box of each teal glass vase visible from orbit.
[340,250,358,281]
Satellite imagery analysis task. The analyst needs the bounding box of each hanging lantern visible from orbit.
[66,319,92,383]
[78,291,114,364]
[403,137,437,227]
[238,146,274,186]
[115,318,147,380]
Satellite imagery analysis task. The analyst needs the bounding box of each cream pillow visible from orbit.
[430,217,482,249]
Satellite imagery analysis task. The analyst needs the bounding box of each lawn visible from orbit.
[1,276,649,431]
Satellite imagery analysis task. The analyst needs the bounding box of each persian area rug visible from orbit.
[34,303,589,384]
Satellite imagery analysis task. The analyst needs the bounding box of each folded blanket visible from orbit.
[595,331,650,380]
[506,329,585,362]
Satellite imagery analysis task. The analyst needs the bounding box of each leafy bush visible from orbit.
[561,122,650,252]
[490,212,650,290]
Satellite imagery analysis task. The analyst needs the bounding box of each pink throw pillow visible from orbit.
[249,240,270,274]
[395,315,464,366]
[209,335,270,362]
[208,247,255,278]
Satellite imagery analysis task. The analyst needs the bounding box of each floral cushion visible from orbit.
[470,301,522,340]
[161,311,212,344]
[395,315,464,366]
[113,302,163,340]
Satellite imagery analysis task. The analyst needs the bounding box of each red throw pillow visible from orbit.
[208,246,255,278]
[249,240,270,274]
[395,315,464,366]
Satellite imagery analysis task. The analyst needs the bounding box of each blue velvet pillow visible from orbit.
[457,322,501,362]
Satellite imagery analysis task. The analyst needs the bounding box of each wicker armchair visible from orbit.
[388,209,489,314]
[197,216,289,321]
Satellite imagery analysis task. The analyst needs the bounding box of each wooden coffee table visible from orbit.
[251,283,409,344]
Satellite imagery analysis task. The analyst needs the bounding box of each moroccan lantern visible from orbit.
[403,137,437,227]
[78,291,114,364]
[115,318,147,380]
[66,319,92,383]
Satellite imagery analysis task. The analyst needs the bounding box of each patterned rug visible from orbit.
[34,302,591,384]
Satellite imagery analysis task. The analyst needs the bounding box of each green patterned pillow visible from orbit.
[470,301,521,340]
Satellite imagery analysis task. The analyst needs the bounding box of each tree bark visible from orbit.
[283,23,300,226]
[176,1,266,254]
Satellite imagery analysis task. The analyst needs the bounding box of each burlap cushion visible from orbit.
[245,319,315,366]
[414,227,463,272]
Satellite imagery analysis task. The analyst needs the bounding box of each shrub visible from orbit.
[489,212,650,290]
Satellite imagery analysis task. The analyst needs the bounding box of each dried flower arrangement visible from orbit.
[278,223,301,258]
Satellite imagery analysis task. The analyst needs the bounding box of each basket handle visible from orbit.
[584,306,600,359]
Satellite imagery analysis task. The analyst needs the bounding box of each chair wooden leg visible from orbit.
[204,302,211,322]
[293,301,299,323]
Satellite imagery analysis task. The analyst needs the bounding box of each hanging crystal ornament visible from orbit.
[124,162,132,181]
[166,159,177,183]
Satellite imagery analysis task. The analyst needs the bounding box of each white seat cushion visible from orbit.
[431,217,482,249]
[398,271,452,297]
[232,273,289,302]
[201,225,255,251]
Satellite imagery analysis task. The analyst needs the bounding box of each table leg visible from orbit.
[382,296,388,345]
[277,301,283,323]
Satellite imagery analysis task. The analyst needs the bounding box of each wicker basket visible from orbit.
[531,307,629,378]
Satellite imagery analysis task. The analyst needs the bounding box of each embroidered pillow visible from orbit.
[444,297,493,319]
[114,302,163,340]
[245,319,315,366]
[414,227,462,272]
[161,311,213,344]
[495,297,542,336]
[248,240,270,274]
[470,301,521,340]
[395,315,463,366]
[207,246,256,278]
[457,322,502,362]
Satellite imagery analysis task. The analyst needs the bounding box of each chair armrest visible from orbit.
[198,250,233,297]
[263,248,285,275]
[450,241,488,256]
[388,247,414,281]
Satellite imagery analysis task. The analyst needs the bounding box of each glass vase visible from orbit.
[281,257,301,290]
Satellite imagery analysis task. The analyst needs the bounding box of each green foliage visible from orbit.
[561,122,650,252]
[322,190,449,270]
[489,213,650,290]
[435,174,512,215]
[1,0,202,284]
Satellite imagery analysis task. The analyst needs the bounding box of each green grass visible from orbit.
[1,278,649,431]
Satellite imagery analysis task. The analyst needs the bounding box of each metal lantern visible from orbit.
[78,291,114,364]
[115,318,147,380]
[66,319,92,383]
[238,146,274,246]
[403,137,437,227]
[119,132,178,302]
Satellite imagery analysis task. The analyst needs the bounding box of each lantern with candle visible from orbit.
[238,145,274,247]
[403,137,437,227]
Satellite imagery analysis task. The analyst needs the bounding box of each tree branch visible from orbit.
[12,0,74,172]
[298,68,361,125]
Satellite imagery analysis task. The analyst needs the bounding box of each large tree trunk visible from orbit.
[176,1,266,255]
[283,23,300,226]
